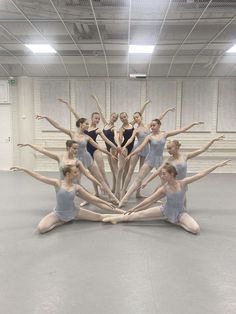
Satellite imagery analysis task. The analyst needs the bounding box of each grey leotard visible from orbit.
[53,184,78,222]
[161,183,186,223]
[171,158,187,180]
[133,129,150,158]
[76,139,93,168]
[145,136,166,168]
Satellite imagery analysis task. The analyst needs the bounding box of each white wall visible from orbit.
[4,77,236,173]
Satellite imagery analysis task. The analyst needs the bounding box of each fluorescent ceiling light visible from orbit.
[130,73,147,78]
[129,45,155,54]
[25,44,57,53]
[226,45,236,53]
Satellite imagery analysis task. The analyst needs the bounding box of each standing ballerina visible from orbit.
[120,107,175,199]
[91,95,120,193]
[58,98,118,193]
[118,119,204,207]
[103,161,230,234]
[35,114,119,204]
[115,100,151,199]
[11,165,122,234]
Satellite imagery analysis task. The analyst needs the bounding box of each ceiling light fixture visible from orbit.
[25,44,57,53]
[129,73,147,79]
[226,45,236,53]
[129,45,155,54]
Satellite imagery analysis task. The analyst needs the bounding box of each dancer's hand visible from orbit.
[17,143,28,148]
[125,155,131,161]
[217,159,230,168]
[168,107,176,112]
[140,181,147,189]
[125,208,135,215]
[35,114,46,120]
[91,94,99,103]
[10,166,24,171]
[98,183,105,194]
[194,121,204,126]
[111,153,118,161]
[116,147,122,155]
[57,98,68,104]
[213,135,225,142]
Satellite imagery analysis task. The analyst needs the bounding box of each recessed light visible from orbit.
[226,45,236,53]
[25,44,57,53]
[129,45,155,54]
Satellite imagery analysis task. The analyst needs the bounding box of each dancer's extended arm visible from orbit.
[87,136,117,159]
[158,107,175,121]
[10,166,59,187]
[17,143,60,162]
[58,98,79,120]
[130,100,151,125]
[181,160,230,186]
[35,115,73,138]
[125,135,151,160]
[186,135,224,160]
[165,121,204,138]
[76,160,102,187]
[127,187,166,214]
[91,95,108,125]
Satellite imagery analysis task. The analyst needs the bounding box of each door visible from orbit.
[0,105,13,169]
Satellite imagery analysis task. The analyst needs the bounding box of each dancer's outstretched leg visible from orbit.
[88,163,119,204]
[103,206,164,224]
[94,150,110,188]
[119,163,152,207]
[115,150,127,199]
[121,154,139,199]
[76,185,124,213]
[76,207,117,221]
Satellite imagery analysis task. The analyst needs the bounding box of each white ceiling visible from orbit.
[0,0,236,77]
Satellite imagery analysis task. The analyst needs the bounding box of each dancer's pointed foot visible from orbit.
[103,216,120,224]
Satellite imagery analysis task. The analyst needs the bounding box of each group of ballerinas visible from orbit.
[11,96,230,234]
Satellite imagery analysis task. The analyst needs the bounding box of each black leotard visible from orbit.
[121,127,135,155]
[103,126,117,151]
[84,128,98,158]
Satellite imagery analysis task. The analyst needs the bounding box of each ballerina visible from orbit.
[120,107,175,198]
[58,98,119,193]
[11,165,123,234]
[91,95,120,193]
[141,135,225,191]
[103,160,230,234]
[115,100,151,199]
[118,119,204,207]
[35,114,119,204]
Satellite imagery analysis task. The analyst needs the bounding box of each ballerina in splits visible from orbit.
[118,119,204,207]
[17,141,123,213]
[103,160,230,234]
[11,165,123,234]
[35,114,119,204]
[120,107,175,199]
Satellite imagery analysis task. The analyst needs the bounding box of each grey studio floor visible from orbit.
[0,171,236,314]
